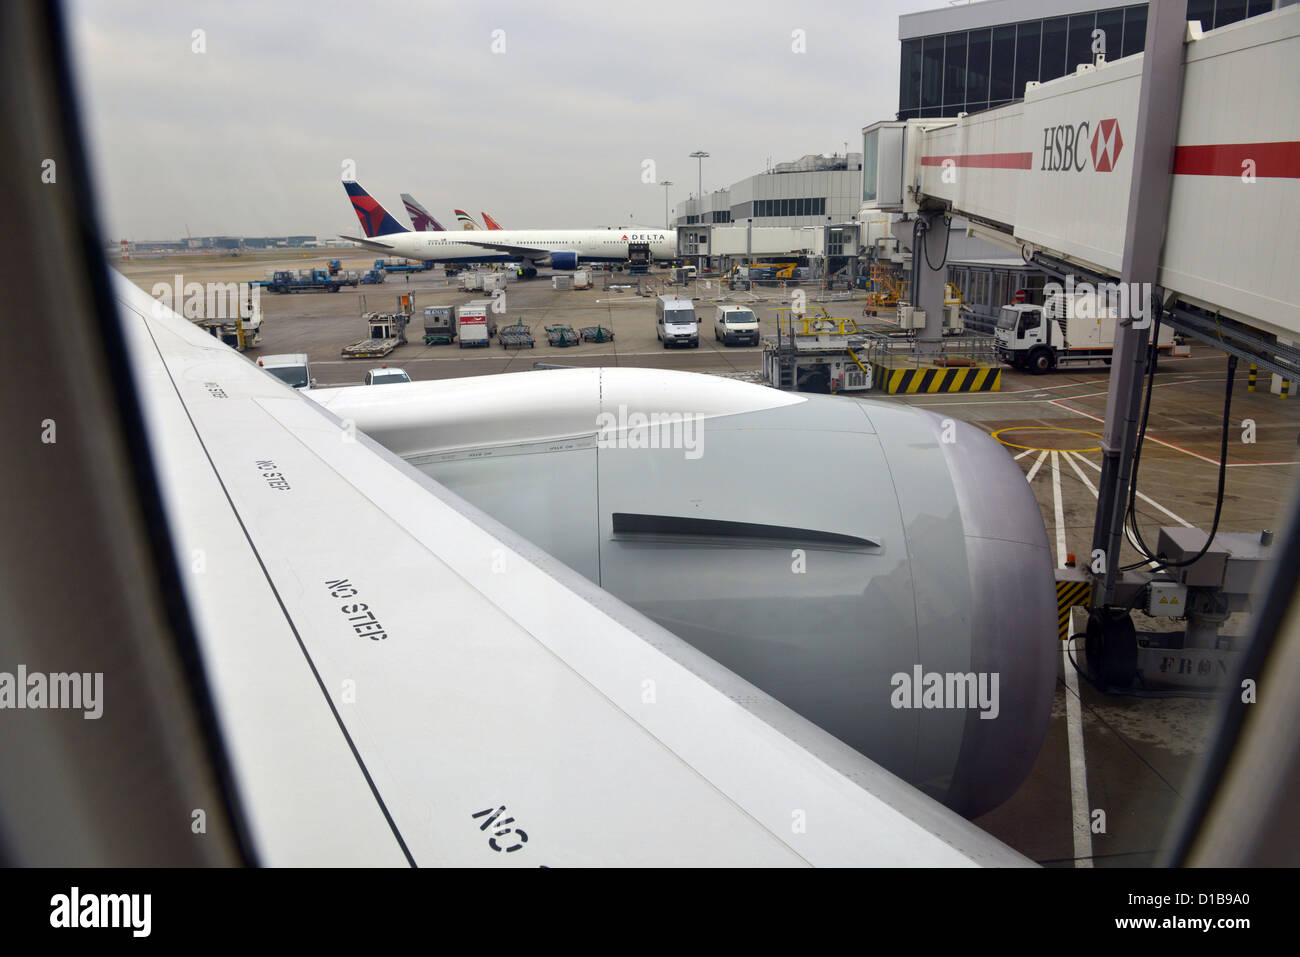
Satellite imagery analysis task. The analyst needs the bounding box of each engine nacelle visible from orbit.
[309,368,1058,818]
[549,251,579,270]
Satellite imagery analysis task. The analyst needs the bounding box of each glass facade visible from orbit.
[897,1,1277,119]
[753,198,827,218]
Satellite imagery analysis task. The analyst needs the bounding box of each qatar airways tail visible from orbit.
[400,193,445,232]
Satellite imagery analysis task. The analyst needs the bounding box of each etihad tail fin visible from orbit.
[454,209,482,231]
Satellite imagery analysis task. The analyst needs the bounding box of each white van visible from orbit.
[257,353,314,389]
[714,305,760,346]
[656,294,699,349]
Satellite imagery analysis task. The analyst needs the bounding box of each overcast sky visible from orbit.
[67,0,945,239]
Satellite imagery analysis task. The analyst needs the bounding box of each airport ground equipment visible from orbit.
[627,241,651,274]
[328,259,341,275]
[422,305,456,345]
[373,257,428,274]
[343,293,412,359]
[995,295,1175,372]
[572,270,592,290]
[360,268,385,284]
[859,1,1300,689]
[498,323,535,349]
[545,324,580,347]
[268,268,342,294]
[309,367,1059,818]
[552,275,573,291]
[580,325,614,343]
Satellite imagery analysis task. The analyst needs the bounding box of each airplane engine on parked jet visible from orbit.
[549,251,579,270]
[309,368,1058,818]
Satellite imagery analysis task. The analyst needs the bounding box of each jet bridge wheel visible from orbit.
[1083,607,1138,690]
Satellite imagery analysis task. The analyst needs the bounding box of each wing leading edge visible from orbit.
[115,271,1030,867]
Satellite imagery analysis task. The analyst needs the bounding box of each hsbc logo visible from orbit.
[1041,118,1123,172]
[1091,118,1123,172]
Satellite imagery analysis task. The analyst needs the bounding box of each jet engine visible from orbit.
[549,251,579,270]
[309,368,1057,818]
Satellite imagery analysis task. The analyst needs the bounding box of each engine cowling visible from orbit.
[549,251,579,270]
[308,368,1058,818]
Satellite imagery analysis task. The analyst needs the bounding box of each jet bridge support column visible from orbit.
[892,210,950,357]
[1090,0,1188,608]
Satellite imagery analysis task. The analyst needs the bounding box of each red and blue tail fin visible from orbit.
[343,181,409,237]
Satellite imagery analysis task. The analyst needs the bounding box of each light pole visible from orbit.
[660,180,673,230]
[689,151,709,274]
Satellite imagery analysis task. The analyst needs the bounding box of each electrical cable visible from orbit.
[922,214,952,272]
[1120,308,1236,572]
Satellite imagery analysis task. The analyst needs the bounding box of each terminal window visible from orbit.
[897,1,1277,120]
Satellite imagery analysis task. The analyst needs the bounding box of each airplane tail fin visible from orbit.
[343,181,409,237]
[481,211,504,230]
[400,193,445,232]
[454,209,482,231]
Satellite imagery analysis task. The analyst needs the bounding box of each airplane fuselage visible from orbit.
[363,228,676,265]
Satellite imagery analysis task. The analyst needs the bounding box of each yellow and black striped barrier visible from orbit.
[871,363,1001,394]
[1056,579,1092,642]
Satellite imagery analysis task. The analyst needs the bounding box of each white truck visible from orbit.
[994,293,1175,373]
[714,304,760,346]
[572,270,592,290]
[257,353,314,389]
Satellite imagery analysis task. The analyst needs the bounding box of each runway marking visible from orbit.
[1024,449,1049,483]
[1047,450,1093,868]
[1014,448,1035,460]
[1062,451,1160,569]
[1068,453,1193,527]
[1051,389,1300,468]
[992,426,1103,453]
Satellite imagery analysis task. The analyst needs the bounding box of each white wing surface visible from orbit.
[115,272,1030,867]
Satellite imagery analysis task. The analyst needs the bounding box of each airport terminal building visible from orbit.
[897,0,1285,121]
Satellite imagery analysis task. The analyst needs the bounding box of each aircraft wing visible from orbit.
[338,233,395,251]
[115,271,1030,867]
[448,236,554,262]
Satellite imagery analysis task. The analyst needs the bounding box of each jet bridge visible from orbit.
[863,6,1299,346]
[861,2,1300,692]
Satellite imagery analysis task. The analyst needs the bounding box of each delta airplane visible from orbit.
[343,180,675,276]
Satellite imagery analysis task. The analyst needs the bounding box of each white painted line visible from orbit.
[1051,452,1067,568]
[1014,448,1035,461]
[1063,452,1159,570]
[1024,449,1049,483]
[1051,450,1093,868]
[1062,608,1094,869]
[1068,453,1193,527]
